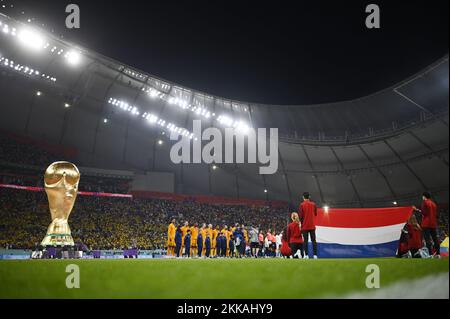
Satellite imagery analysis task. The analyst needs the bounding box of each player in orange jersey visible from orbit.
[167,218,176,256]
[190,223,199,257]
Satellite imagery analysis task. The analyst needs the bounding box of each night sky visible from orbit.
[2,0,449,104]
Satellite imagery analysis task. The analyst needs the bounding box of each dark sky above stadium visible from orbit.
[4,0,449,104]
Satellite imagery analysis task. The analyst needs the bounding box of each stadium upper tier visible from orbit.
[0,12,448,206]
[0,13,448,142]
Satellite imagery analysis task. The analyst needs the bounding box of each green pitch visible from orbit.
[0,258,448,298]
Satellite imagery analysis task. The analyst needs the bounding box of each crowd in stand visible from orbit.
[0,134,60,167]
[0,187,288,250]
[80,176,130,194]
[2,185,447,255]
[0,167,131,194]
[0,131,130,194]
[438,207,449,241]
[0,131,288,251]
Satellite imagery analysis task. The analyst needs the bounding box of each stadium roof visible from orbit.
[0,12,448,206]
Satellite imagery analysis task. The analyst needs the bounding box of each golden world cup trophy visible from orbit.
[40,161,80,247]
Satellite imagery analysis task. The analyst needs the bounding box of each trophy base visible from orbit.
[41,233,75,247]
[32,246,83,259]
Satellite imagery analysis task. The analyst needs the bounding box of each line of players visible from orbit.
[167,221,253,258]
[166,192,320,259]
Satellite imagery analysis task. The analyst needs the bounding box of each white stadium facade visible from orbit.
[0,12,448,208]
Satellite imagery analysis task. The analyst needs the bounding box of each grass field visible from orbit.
[0,258,448,298]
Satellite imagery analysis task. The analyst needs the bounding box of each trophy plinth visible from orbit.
[41,218,75,247]
[40,162,80,248]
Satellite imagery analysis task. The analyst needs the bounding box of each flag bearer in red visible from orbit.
[280,228,292,257]
[299,192,318,259]
[286,212,304,258]
[414,192,440,258]
[406,214,423,258]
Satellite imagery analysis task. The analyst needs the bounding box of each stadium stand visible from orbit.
[0,187,288,250]
[0,127,447,252]
[0,129,77,167]
[438,206,449,241]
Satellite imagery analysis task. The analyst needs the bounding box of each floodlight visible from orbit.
[147,114,158,124]
[65,50,81,66]
[18,28,45,50]
[234,121,250,134]
[217,115,234,126]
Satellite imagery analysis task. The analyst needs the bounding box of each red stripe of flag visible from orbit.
[316,207,413,228]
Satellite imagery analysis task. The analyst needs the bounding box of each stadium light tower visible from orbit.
[18,28,45,51]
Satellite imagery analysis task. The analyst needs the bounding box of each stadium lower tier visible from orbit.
[0,188,288,250]
[0,187,448,257]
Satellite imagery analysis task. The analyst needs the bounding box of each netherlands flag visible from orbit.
[312,207,413,258]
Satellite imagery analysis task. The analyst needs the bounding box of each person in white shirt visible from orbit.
[264,236,270,257]
[275,233,282,257]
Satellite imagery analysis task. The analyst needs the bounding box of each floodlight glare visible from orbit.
[147,114,158,124]
[18,28,45,50]
[234,121,250,134]
[65,50,81,66]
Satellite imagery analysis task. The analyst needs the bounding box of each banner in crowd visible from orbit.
[313,206,414,258]
[0,184,133,198]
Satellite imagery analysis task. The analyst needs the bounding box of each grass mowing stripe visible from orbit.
[0,258,448,298]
